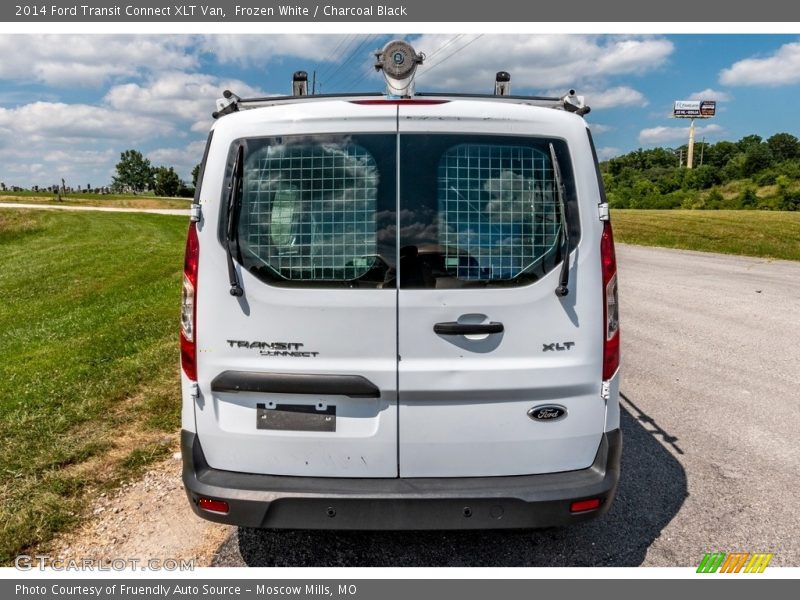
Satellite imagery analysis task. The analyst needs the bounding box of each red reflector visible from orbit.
[198,498,229,514]
[349,99,450,105]
[570,498,602,513]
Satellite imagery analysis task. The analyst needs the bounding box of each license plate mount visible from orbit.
[256,403,336,432]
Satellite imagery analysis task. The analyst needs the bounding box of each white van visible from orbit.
[180,42,621,529]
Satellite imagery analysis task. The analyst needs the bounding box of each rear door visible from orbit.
[397,103,607,477]
[195,111,400,478]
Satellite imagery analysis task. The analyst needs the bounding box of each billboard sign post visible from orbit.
[673,99,716,169]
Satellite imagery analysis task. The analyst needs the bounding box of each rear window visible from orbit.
[399,135,579,288]
[222,133,577,290]
[227,134,397,288]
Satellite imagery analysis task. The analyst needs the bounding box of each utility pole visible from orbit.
[312,70,316,95]
[700,136,706,166]
[687,118,696,169]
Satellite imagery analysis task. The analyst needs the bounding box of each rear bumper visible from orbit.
[181,428,622,530]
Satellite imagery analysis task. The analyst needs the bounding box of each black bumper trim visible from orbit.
[181,429,622,530]
[210,371,380,398]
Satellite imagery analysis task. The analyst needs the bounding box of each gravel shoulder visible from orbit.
[49,455,233,567]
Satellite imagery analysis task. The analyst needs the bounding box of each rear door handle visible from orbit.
[433,322,504,335]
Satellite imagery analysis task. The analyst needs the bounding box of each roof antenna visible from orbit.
[495,72,511,96]
[292,71,308,97]
[374,40,425,97]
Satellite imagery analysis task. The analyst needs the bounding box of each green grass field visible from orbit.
[0,209,187,563]
[612,209,800,261]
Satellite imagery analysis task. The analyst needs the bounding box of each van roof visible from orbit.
[209,94,591,135]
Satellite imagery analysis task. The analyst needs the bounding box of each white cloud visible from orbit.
[42,149,116,166]
[586,86,647,109]
[720,42,800,87]
[0,101,170,187]
[410,34,673,92]
[147,140,209,180]
[594,38,674,75]
[588,123,614,134]
[597,146,621,160]
[688,88,731,102]
[0,35,197,86]
[201,34,353,65]
[0,102,165,143]
[104,72,268,133]
[0,143,116,188]
[638,123,724,145]
[0,66,270,187]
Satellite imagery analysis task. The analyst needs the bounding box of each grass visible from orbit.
[612,209,800,261]
[0,209,187,564]
[0,190,190,210]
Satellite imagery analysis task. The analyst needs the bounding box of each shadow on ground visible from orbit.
[214,398,687,566]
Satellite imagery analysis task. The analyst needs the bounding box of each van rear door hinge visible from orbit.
[190,382,199,401]
[598,202,609,221]
[600,380,611,402]
[190,203,202,222]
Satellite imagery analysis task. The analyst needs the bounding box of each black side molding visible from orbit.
[211,371,380,398]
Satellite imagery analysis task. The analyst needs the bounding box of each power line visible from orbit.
[317,35,363,92]
[314,34,356,83]
[323,36,379,91]
[424,34,464,62]
[340,35,384,91]
[420,34,485,79]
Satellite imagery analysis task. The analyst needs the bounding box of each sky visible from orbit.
[1,33,799,188]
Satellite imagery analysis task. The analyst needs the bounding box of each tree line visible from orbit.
[112,149,199,197]
[600,132,800,210]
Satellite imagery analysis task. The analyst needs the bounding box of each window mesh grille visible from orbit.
[438,144,560,280]
[240,143,379,281]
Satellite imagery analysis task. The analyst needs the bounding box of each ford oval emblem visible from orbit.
[527,405,568,422]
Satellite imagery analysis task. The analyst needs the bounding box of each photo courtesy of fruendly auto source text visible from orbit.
[0,0,798,597]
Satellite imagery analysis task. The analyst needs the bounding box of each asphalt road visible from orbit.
[214,244,800,566]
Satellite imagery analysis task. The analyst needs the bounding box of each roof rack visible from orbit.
[212,88,590,119]
[212,42,590,118]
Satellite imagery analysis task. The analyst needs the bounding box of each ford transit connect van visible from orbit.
[181,42,621,529]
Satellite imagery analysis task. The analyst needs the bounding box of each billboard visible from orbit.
[674,100,716,117]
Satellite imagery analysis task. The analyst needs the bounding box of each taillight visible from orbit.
[601,220,620,379]
[180,222,199,381]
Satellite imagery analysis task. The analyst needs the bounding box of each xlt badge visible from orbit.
[542,341,575,352]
